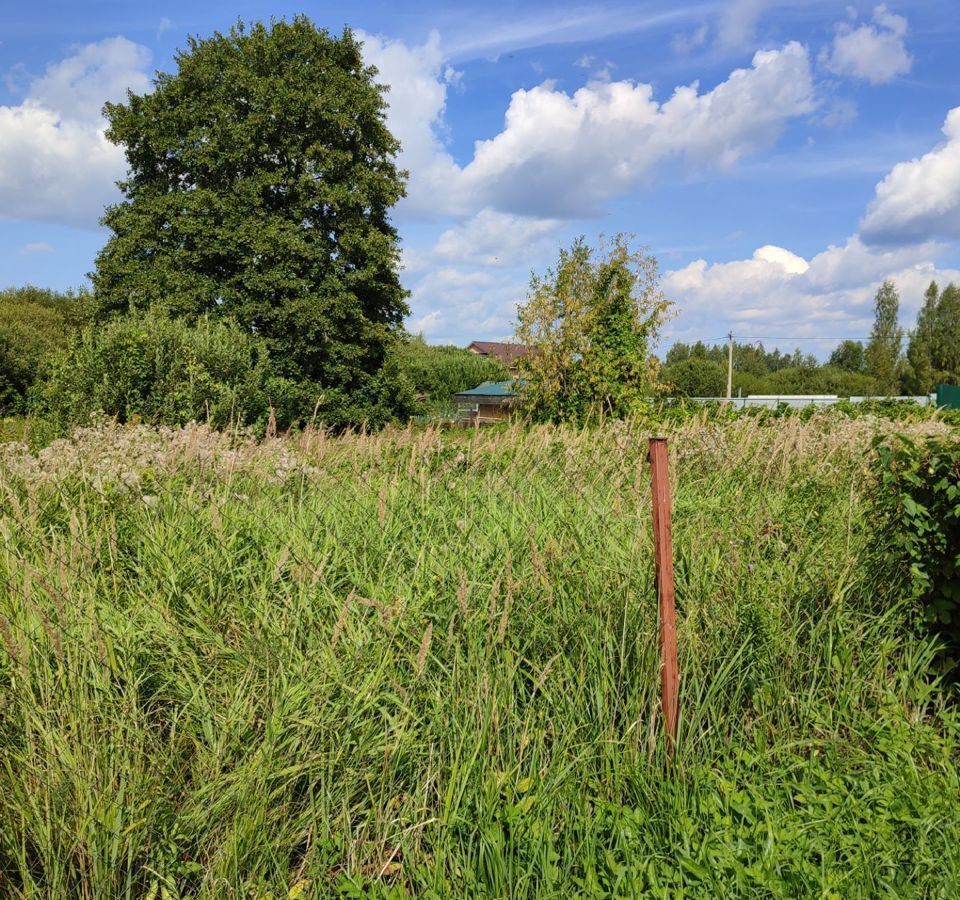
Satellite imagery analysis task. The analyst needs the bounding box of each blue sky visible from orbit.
[2,1,959,355]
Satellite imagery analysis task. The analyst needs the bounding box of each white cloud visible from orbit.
[815,96,857,129]
[459,42,816,217]
[861,106,960,245]
[821,5,911,84]
[0,104,127,227]
[29,36,151,122]
[18,241,54,255]
[663,235,960,347]
[0,29,812,235]
[405,265,526,342]
[361,33,821,341]
[402,209,566,342]
[441,6,696,61]
[367,38,817,219]
[0,37,151,228]
[407,308,444,336]
[663,103,960,350]
[716,0,771,51]
[671,24,709,56]
[359,30,463,220]
[432,210,562,268]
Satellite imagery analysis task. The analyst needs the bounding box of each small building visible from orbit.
[454,380,517,424]
[466,341,530,374]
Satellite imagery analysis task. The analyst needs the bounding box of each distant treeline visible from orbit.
[659,280,960,397]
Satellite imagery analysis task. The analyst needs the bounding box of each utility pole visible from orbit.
[726,332,734,401]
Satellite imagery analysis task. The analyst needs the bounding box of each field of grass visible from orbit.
[1,414,959,897]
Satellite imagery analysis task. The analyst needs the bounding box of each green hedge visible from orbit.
[35,312,290,431]
[875,435,960,664]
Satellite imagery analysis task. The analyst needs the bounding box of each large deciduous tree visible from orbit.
[92,17,409,423]
[514,235,671,423]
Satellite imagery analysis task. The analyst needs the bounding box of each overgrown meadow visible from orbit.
[1,414,959,897]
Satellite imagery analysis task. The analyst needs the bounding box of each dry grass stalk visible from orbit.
[272,545,291,582]
[0,612,24,672]
[496,553,514,645]
[378,483,388,528]
[457,572,469,619]
[330,592,355,649]
[415,623,432,676]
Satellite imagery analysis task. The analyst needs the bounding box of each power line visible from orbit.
[734,335,871,341]
[694,334,871,344]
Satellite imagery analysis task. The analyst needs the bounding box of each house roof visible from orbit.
[467,341,530,364]
[455,379,518,399]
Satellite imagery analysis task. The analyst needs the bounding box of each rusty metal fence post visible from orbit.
[648,437,679,755]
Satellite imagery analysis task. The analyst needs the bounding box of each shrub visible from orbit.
[875,434,960,664]
[395,336,508,412]
[0,286,91,413]
[35,312,291,430]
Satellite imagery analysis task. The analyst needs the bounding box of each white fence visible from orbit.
[679,395,937,410]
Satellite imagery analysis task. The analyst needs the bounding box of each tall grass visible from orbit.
[0,415,958,897]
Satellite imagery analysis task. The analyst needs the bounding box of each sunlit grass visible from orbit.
[1,415,958,897]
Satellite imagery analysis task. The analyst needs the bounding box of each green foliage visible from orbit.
[866,280,904,394]
[92,17,409,424]
[515,235,670,423]
[763,363,879,396]
[661,340,872,398]
[1,417,959,894]
[820,365,880,396]
[666,340,815,377]
[875,434,960,660]
[305,343,420,430]
[0,286,91,413]
[660,356,726,396]
[932,284,960,380]
[904,282,940,394]
[900,281,960,394]
[660,341,880,398]
[35,312,292,430]
[829,339,867,373]
[395,335,507,412]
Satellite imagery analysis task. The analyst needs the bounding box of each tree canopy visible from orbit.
[866,280,904,395]
[514,235,670,423]
[92,17,409,424]
[0,286,91,414]
[829,340,867,373]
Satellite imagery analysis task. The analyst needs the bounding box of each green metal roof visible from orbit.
[455,380,517,398]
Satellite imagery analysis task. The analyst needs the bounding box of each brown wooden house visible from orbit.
[466,341,530,374]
